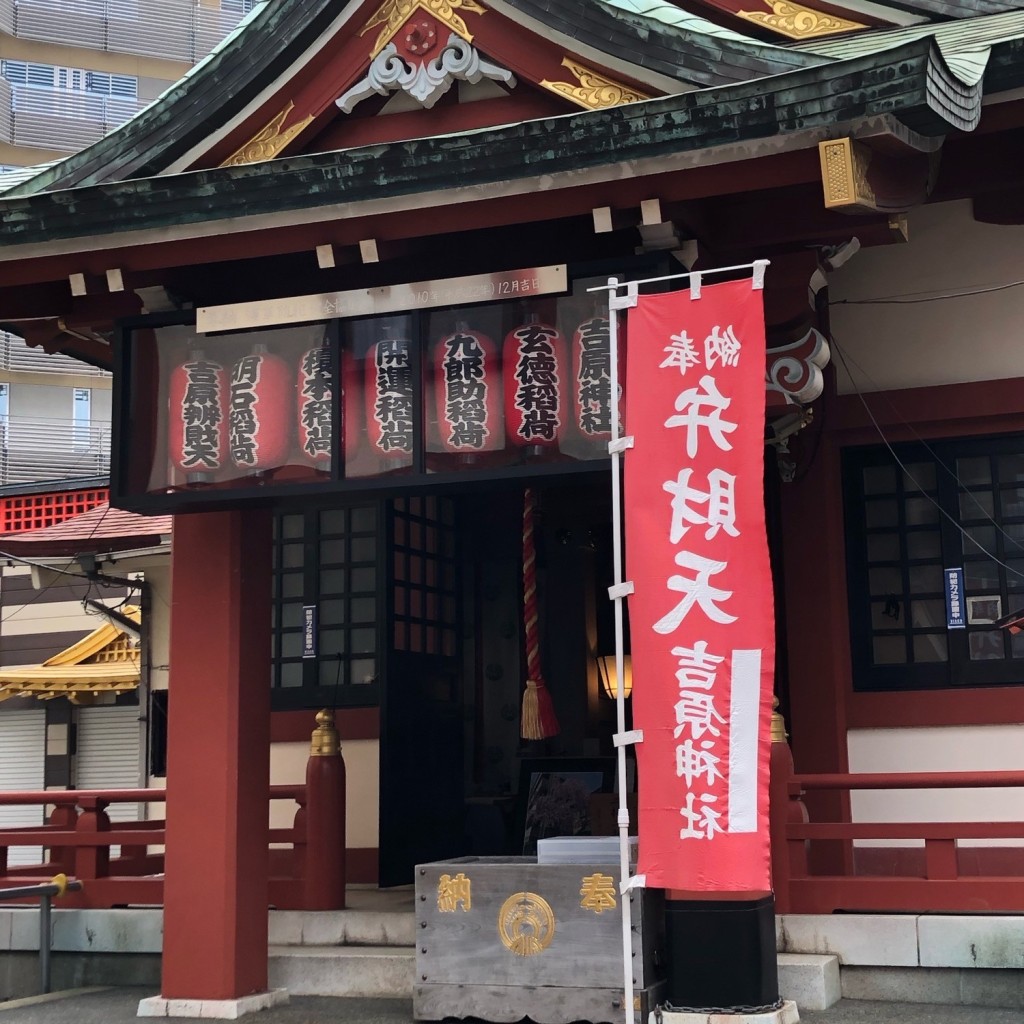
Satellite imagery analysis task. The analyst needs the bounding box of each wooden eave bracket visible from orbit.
[819,135,941,215]
[819,137,876,212]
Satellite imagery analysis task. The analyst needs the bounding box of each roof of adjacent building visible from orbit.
[0,503,172,557]
[0,607,141,704]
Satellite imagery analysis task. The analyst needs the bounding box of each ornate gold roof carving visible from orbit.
[539,58,650,111]
[220,103,313,168]
[361,0,487,58]
[737,0,865,39]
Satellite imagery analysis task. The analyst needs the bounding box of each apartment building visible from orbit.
[0,0,256,487]
[0,2,253,819]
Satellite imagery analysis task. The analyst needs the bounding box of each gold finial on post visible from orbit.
[771,695,789,743]
[310,709,341,757]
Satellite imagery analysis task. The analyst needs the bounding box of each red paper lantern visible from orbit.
[571,315,624,441]
[297,345,334,468]
[168,352,227,483]
[433,325,502,453]
[228,347,291,471]
[365,335,414,458]
[503,317,567,448]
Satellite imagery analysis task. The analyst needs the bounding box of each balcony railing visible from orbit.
[0,786,316,909]
[0,332,109,376]
[0,0,252,65]
[769,738,1024,914]
[0,416,111,485]
[1,84,145,152]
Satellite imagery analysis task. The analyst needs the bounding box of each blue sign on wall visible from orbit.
[302,605,318,658]
[945,568,966,630]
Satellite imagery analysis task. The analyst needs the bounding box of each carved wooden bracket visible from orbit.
[765,327,830,408]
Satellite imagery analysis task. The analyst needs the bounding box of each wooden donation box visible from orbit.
[414,854,665,1023]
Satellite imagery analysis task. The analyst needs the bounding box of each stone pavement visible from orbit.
[0,989,1021,1024]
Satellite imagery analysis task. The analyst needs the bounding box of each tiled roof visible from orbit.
[0,502,171,557]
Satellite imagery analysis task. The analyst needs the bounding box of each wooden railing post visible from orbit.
[770,698,807,913]
[303,709,346,910]
[291,791,308,882]
[47,803,78,875]
[925,839,958,880]
[74,797,110,881]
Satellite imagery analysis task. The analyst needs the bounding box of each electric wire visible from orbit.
[832,338,1024,584]
[833,277,1024,306]
[0,498,117,624]
[833,338,1024,557]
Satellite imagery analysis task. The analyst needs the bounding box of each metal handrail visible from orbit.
[0,873,84,994]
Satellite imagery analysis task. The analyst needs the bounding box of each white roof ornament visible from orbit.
[336,33,515,113]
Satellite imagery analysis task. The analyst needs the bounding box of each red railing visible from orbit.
[770,740,1024,913]
[0,783,330,910]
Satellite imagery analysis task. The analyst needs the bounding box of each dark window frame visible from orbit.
[271,503,384,710]
[844,434,1024,692]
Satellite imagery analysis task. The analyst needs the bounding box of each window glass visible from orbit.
[847,437,1024,691]
[271,505,380,708]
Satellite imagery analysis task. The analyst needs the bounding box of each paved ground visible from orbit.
[1,988,1021,1024]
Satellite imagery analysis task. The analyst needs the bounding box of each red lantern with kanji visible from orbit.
[168,351,227,483]
[502,316,568,448]
[571,315,624,442]
[433,324,502,453]
[228,347,291,472]
[365,334,414,459]
[297,345,334,468]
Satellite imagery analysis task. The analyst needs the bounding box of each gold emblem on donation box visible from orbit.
[497,891,556,956]
[579,873,617,913]
[437,872,472,912]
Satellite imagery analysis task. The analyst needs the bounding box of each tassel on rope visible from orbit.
[521,487,560,740]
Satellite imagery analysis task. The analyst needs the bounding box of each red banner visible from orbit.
[624,277,774,893]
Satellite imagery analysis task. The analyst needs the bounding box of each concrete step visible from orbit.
[268,909,415,948]
[777,952,841,1011]
[268,945,414,998]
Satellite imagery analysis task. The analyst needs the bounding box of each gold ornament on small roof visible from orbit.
[220,102,313,168]
[540,58,650,110]
[738,0,865,39]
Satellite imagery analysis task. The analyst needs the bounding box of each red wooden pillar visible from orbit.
[161,510,272,1001]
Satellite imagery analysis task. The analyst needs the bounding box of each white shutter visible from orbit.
[0,707,45,866]
[75,705,143,855]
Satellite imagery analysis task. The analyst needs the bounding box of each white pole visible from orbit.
[600,258,770,1024]
[606,278,635,1024]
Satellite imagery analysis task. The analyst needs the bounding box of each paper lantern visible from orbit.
[571,315,623,441]
[228,347,291,471]
[168,352,227,483]
[433,325,502,453]
[297,345,334,468]
[503,317,567,448]
[365,334,414,458]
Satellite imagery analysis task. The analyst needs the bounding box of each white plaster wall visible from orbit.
[829,200,1024,394]
[847,726,1024,845]
[269,738,379,848]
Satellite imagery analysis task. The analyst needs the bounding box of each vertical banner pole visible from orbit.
[607,278,635,1024]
